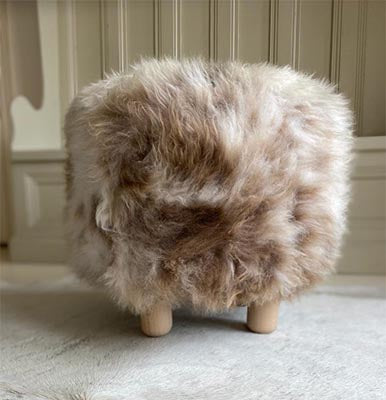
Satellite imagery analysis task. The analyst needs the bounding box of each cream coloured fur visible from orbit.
[64,59,353,314]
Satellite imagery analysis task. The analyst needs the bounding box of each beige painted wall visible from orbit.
[3,0,385,273]
[5,0,385,149]
[101,0,385,138]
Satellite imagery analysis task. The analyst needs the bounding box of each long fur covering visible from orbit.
[64,59,353,314]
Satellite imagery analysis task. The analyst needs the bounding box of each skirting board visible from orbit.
[9,138,386,273]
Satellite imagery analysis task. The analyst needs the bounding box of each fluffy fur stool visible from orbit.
[65,59,353,336]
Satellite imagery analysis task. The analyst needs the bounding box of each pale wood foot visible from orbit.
[140,303,172,337]
[247,300,280,334]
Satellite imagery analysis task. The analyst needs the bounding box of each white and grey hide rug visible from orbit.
[1,275,385,400]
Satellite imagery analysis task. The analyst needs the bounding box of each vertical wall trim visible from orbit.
[66,0,78,96]
[154,0,161,58]
[330,0,343,87]
[118,0,128,71]
[354,0,367,136]
[0,1,13,243]
[172,0,181,59]
[291,0,301,69]
[100,0,107,76]
[269,0,279,64]
[230,0,238,61]
[209,0,218,62]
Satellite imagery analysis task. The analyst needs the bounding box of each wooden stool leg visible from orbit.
[247,300,280,334]
[140,303,173,337]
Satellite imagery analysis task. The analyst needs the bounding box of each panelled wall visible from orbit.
[6,0,385,273]
[99,0,385,138]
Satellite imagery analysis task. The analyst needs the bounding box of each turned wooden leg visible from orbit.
[247,300,280,334]
[140,303,173,337]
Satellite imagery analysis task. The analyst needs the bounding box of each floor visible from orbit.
[1,252,385,399]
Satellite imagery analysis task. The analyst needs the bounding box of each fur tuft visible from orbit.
[64,59,354,314]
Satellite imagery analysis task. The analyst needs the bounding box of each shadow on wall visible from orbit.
[5,0,43,111]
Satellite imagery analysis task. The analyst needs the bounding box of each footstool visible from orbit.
[65,59,353,336]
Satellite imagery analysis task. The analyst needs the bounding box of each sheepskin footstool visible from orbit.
[65,59,353,337]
